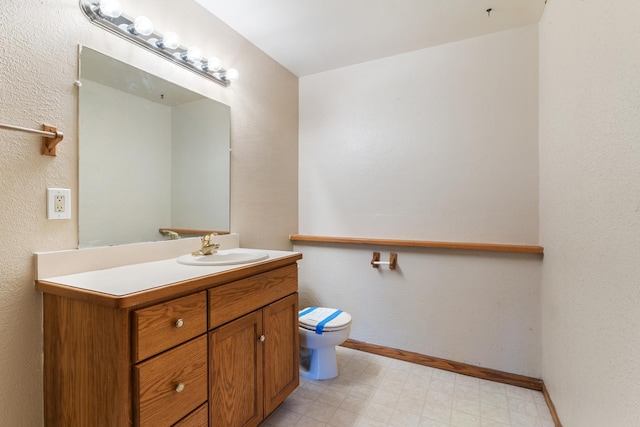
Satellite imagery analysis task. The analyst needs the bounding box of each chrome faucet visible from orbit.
[192,233,220,256]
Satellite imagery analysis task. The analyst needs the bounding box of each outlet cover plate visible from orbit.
[47,188,71,220]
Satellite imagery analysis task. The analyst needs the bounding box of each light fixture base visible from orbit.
[79,0,233,87]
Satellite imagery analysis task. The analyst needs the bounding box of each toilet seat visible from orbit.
[299,307,352,333]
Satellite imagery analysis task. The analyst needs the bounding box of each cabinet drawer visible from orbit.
[208,264,298,329]
[133,291,207,362]
[173,403,207,427]
[134,335,208,427]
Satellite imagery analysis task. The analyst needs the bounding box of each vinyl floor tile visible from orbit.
[263,347,556,427]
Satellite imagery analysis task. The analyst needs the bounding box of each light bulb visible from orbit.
[184,47,203,62]
[157,32,180,49]
[128,16,153,36]
[223,68,239,81]
[204,57,222,72]
[98,0,122,18]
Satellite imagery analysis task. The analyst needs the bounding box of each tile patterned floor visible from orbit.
[264,346,555,427]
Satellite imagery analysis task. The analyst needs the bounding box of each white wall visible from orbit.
[300,25,539,244]
[0,0,298,425]
[296,245,542,377]
[297,25,541,376]
[539,1,640,425]
[79,80,173,246]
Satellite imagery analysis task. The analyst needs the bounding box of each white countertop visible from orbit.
[40,249,298,296]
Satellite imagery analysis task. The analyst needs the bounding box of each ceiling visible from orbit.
[195,0,546,77]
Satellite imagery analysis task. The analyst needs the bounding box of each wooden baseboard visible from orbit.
[341,339,542,390]
[542,383,563,427]
[342,339,565,426]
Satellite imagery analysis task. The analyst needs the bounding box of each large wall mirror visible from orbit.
[78,46,230,247]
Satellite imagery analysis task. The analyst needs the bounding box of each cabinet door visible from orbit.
[263,293,299,416]
[209,311,263,427]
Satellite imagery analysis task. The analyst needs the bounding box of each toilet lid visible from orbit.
[298,307,352,334]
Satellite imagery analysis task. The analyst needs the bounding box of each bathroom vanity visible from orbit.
[36,244,301,427]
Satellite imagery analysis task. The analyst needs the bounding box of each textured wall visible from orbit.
[0,0,297,425]
[297,25,541,376]
[539,1,640,425]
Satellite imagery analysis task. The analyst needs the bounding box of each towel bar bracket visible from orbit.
[41,125,63,156]
[0,123,64,156]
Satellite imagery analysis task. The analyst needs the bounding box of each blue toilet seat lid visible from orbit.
[299,307,352,333]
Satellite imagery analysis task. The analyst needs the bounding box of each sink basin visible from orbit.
[177,248,269,266]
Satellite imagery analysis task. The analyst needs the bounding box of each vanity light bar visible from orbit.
[79,0,239,87]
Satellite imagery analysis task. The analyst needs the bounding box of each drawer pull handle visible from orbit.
[175,382,185,393]
[175,318,184,328]
[259,335,265,342]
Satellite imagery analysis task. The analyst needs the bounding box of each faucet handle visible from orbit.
[197,233,220,255]
[203,233,220,244]
[201,233,217,242]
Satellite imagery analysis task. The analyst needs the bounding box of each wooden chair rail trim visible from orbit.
[290,234,543,254]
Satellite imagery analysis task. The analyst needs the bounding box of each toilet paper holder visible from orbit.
[371,252,397,269]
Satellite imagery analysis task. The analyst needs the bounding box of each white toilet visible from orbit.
[298,307,352,380]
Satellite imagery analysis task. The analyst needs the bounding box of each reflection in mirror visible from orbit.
[78,47,230,248]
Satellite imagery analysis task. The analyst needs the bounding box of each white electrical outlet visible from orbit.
[47,188,71,220]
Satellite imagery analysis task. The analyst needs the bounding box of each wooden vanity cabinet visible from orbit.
[132,291,208,362]
[131,291,208,426]
[41,293,133,426]
[175,404,209,426]
[38,256,300,427]
[208,265,300,426]
[209,294,299,426]
[134,334,208,426]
